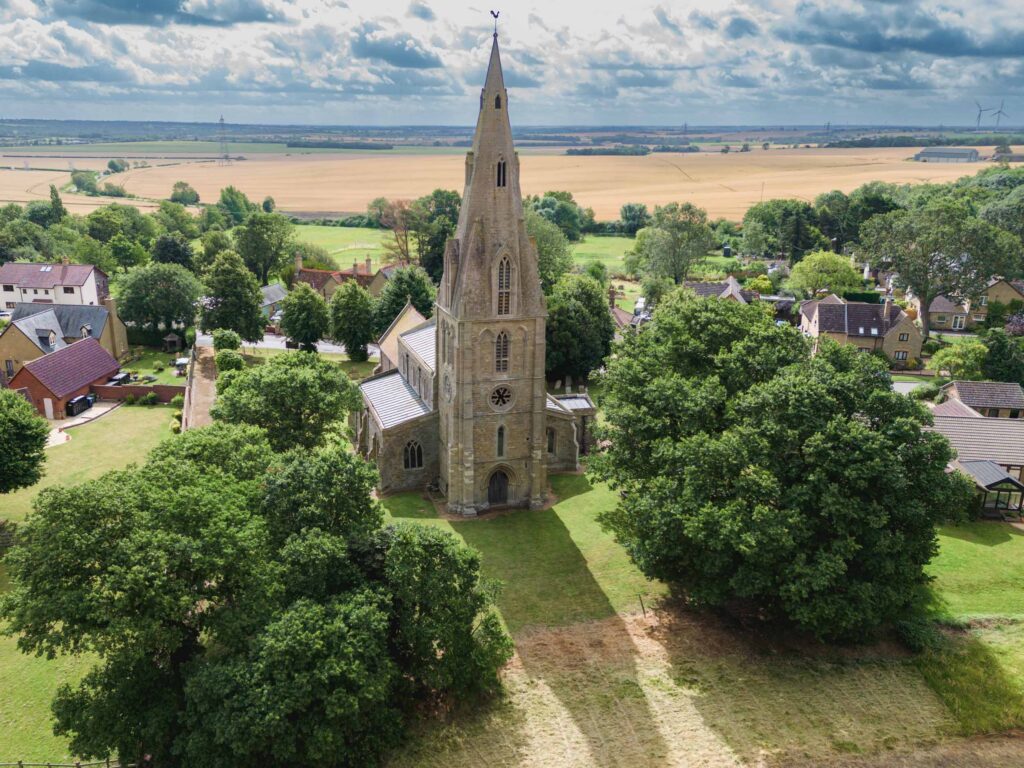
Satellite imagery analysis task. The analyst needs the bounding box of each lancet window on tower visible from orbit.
[497,257,511,314]
[495,94,502,109]
[495,330,509,372]
[497,426,505,457]
[496,159,507,187]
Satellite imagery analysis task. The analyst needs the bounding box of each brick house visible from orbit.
[799,294,922,366]
[0,300,128,384]
[9,337,120,419]
[917,279,1024,332]
[0,261,110,309]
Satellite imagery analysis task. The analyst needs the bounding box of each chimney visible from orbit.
[61,255,70,266]
[353,260,358,275]
[608,285,616,309]
[294,251,303,272]
[883,296,893,333]
[366,257,373,275]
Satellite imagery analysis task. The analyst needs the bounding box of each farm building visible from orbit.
[912,147,979,163]
[8,337,120,419]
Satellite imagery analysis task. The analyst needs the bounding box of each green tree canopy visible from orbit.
[982,329,1024,385]
[931,340,989,380]
[786,250,863,298]
[545,274,615,381]
[373,265,436,335]
[1,423,510,766]
[743,198,828,262]
[279,283,329,351]
[860,197,1023,337]
[0,389,49,493]
[217,185,258,226]
[201,250,266,342]
[170,180,200,205]
[154,200,200,239]
[151,233,195,270]
[628,202,715,284]
[107,232,148,273]
[619,202,651,236]
[591,294,973,640]
[330,281,376,362]
[118,262,201,331]
[212,351,357,451]
[409,188,460,282]
[233,212,294,285]
[525,208,573,293]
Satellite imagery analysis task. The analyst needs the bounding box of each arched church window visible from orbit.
[446,325,454,364]
[496,160,507,188]
[495,94,502,109]
[404,440,423,470]
[547,428,556,455]
[497,426,505,457]
[497,257,511,315]
[495,331,509,372]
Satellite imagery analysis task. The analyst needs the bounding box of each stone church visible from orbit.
[354,32,595,515]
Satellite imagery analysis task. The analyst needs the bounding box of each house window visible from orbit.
[495,331,509,372]
[898,332,909,341]
[936,315,947,323]
[403,440,423,470]
[5,302,14,309]
[2,284,12,292]
[496,426,505,457]
[547,428,556,454]
[496,160,507,188]
[987,408,1001,418]
[859,347,871,353]
[953,315,966,330]
[894,350,908,361]
[973,315,985,322]
[497,257,511,315]
[63,287,74,294]
[1011,410,1021,419]
[980,296,989,306]
[870,327,878,336]
[495,94,502,109]
[858,326,865,334]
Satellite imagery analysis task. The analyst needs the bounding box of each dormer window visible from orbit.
[495,94,502,109]
[496,159,507,187]
[80,324,90,338]
[870,327,878,336]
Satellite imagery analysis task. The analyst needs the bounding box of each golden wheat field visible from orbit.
[0,146,1011,219]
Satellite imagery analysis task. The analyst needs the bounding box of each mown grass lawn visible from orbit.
[929,523,1024,620]
[293,225,390,271]
[570,235,634,276]
[123,346,188,386]
[241,347,377,380]
[1,405,174,524]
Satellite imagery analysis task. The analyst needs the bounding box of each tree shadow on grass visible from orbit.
[938,520,1024,547]
[649,604,958,766]
[451,509,675,766]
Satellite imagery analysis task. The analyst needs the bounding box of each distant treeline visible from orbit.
[285,140,395,150]
[566,146,650,156]
[652,145,700,153]
[827,134,1024,149]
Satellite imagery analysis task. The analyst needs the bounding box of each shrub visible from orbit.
[139,392,160,406]
[170,394,185,408]
[154,363,165,373]
[910,382,940,401]
[212,328,242,351]
[922,338,942,356]
[895,617,943,653]
[185,327,197,347]
[215,349,245,372]
[124,394,137,405]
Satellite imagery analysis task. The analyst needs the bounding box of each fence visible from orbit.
[91,384,186,404]
[0,761,134,767]
[180,344,198,431]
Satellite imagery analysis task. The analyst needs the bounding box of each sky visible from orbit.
[0,0,1022,127]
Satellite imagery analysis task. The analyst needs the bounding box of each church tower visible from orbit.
[436,31,548,515]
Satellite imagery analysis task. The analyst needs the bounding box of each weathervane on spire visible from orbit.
[490,10,499,37]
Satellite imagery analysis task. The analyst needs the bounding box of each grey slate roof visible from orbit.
[11,303,109,348]
[927,295,963,313]
[948,381,1024,411]
[360,371,431,429]
[814,300,904,337]
[400,321,437,372]
[955,459,1024,490]
[554,394,595,412]
[11,310,67,353]
[260,284,287,307]
[930,416,1024,465]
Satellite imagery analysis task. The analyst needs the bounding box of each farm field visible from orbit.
[293,224,391,270]
[0,146,1008,221]
[0,166,162,215]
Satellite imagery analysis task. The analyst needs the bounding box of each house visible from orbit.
[293,255,380,301]
[683,276,757,303]
[0,260,110,309]
[912,147,980,163]
[799,294,922,365]
[376,302,427,373]
[260,284,288,318]
[369,262,410,297]
[930,415,1024,518]
[0,300,128,384]
[916,278,1024,332]
[8,337,120,419]
[942,381,1024,418]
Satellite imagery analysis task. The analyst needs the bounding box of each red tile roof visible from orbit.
[296,268,342,292]
[0,262,103,289]
[20,337,119,399]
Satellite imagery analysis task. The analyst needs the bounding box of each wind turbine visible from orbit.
[993,100,1009,128]
[976,100,993,128]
